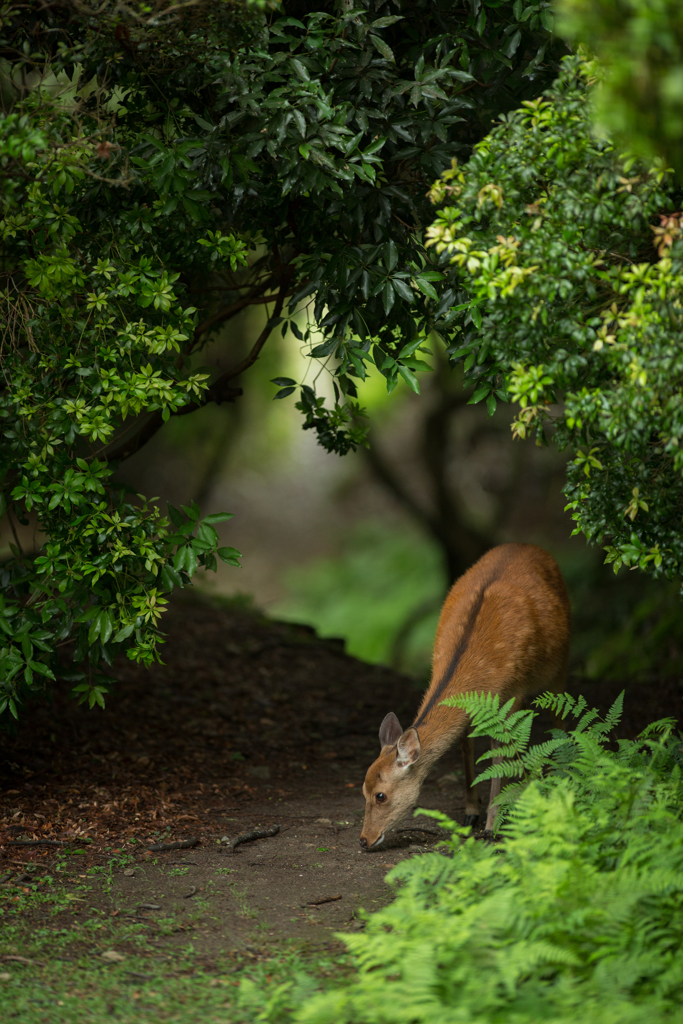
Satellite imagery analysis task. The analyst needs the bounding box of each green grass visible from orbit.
[0,943,314,1023]
[0,873,346,1023]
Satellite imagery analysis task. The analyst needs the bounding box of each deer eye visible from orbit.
[376,792,387,804]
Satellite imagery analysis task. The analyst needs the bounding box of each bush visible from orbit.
[0,96,245,715]
[427,54,683,585]
[263,693,683,1024]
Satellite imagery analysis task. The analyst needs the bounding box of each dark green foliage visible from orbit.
[428,55,683,584]
[256,695,683,1024]
[38,0,563,449]
[0,95,247,712]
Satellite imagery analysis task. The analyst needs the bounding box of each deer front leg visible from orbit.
[460,733,480,828]
[484,737,503,836]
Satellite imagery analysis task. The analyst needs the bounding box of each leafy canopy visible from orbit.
[0,95,245,714]
[0,0,561,717]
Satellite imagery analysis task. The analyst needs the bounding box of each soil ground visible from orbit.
[1,591,681,988]
[0,594,463,961]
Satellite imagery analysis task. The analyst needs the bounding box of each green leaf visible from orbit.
[309,338,338,357]
[271,377,297,387]
[217,546,242,567]
[167,503,185,528]
[369,33,395,63]
[392,278,414,302]
[384,240,398,272]
[113,624,135,643]
[415,277,439,301]
[469,385,491,405]
[201,512,234,525]
[383,281,396,315]
[398,364,420,394]
[185,545,198,577]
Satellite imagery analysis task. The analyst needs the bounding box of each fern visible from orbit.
[286,712,683,1024]
[443,689,662,832]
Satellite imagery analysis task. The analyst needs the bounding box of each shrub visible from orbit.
[427,54,683,585]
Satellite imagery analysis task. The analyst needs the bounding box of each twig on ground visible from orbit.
[1,955,45,966]
[147,837,199,852]
[304,894,342,906]
[224,825,280,854]
[183,886,197,899]
[6,840,67,847]
[2,859,51,869]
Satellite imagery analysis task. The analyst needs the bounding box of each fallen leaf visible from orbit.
[101,950,125,962]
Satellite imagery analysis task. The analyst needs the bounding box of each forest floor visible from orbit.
[0,591,681,1021]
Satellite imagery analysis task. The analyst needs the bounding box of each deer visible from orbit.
[360,543,570,849]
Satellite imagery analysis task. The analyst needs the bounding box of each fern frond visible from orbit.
[477,740,529,762]
[522,738,568,775]
[534,691,587,721]
[473,758,527,785]
[639,717,677,739]
[444,692,535,756]
[443,692,517,743]
[603,690,625,732]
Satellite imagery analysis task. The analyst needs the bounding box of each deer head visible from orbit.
[360,712,423,849]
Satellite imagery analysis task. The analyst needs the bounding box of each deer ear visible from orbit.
[379,712,403,749]
[396,727,421,767]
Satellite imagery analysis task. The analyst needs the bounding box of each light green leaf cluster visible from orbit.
[427,55,683,583]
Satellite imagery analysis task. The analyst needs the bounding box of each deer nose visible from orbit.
[359,836,368,849]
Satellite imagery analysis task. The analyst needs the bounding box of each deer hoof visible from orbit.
[463,814,479,828]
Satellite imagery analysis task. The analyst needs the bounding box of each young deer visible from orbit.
[360,543,570,849]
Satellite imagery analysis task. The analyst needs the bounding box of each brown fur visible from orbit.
[360,544,570,848]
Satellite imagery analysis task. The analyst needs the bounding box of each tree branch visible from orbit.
[363,438,438,539]
[192,283,300,347]
[218,276,291,382]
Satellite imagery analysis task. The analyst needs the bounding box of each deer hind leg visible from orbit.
[460,733,480,828]
[484,737,503,836]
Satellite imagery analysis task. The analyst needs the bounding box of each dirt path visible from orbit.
[3,589,677,962]
[0,593,465,952]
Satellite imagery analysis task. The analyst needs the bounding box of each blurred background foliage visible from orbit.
[115,292,683,690]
